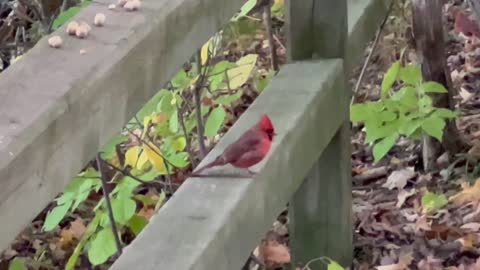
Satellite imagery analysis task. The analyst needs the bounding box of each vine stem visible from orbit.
[96,153,123,255]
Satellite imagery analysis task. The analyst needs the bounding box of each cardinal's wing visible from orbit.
[222,130,262,163]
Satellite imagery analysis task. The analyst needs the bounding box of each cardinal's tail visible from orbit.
[192,156,226,175]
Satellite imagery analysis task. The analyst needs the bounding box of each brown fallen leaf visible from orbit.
[456,233,479,251]
[454,9,480,38]
[376,253,413,270]
[424,223,462,241]
[70,218,87,239]
[382,167,415,190]
[138,205,155,221]
[417,255,443,270]
[397,188,416,208]
[415,215,431,233]
[460,222,480,232]
[450,178,480,205]
[58,229,75,250]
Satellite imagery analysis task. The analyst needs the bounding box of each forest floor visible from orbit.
[349,1,480,269]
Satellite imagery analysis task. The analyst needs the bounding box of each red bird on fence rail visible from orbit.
[192,114,276,176]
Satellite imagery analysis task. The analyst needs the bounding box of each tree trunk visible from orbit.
[411,0,467,171]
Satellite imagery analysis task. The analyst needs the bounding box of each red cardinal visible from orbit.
[193,114,276,176]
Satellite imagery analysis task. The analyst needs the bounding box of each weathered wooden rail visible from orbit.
[0,0,389,268]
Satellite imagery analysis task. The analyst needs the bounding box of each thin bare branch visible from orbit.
[96,154,123,255]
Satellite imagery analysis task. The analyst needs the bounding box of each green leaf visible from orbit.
[391,86,418,109]
[381,61,400,96]
[87,228,118,266]
[155,122,173,137]
[431,108,457,119]
[421,191,448,213]
[419,95,433,113]
[422,116,445,141]
[209,61,237,75]
[171,136,187,151]
[399,64,422,85]
[8,257,27,270]
[133,194,158,206]
[52,1,91,30]
[113,177,141,198]
[167,152,190,168]
[233,0,257,20]
[271,0,284,16]
[215,91,243,105]
[111,197,137,225]
[100,134,128,160]
[172,70,191,89]
[350,104,373,123]
[135,89,170,121]
[205,107,226,138]
[169,110,179,133]
[379,110,397,122]
[137,168,161,180]
[421,81,448,93]
[373,133,399,161]
[364,120,399,143]
[72,178,97,210]
[327,260,345,270]
[43,201,73,231]
[255,70,275,92]
[210,74,225,91]
[400,118,423,137]
[158,92,175,114]
[127,215,148,236]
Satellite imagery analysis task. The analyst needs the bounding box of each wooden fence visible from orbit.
[0,0,389,268]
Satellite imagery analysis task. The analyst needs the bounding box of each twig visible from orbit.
[273,34,286,51]
[350,1,393,105]
[353,166,389,183]
[194,49,208,158]
[102,158,178,188]
[177,103,196,167]
[96,154,123,255]
[263,0,278,71]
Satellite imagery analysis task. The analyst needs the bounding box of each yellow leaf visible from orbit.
[191,74,200,86]
[274,0,283,4]
[136,150,149,170]
[143,143,166,173]
[201,38,212,65]
[227,54,258,89]
[172,137,187,151]
[125,146,140,168]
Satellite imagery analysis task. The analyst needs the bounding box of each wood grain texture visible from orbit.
[287,0,386,269]
[0,0,244,252]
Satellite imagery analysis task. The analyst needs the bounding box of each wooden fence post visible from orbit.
[287,0,352,269]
